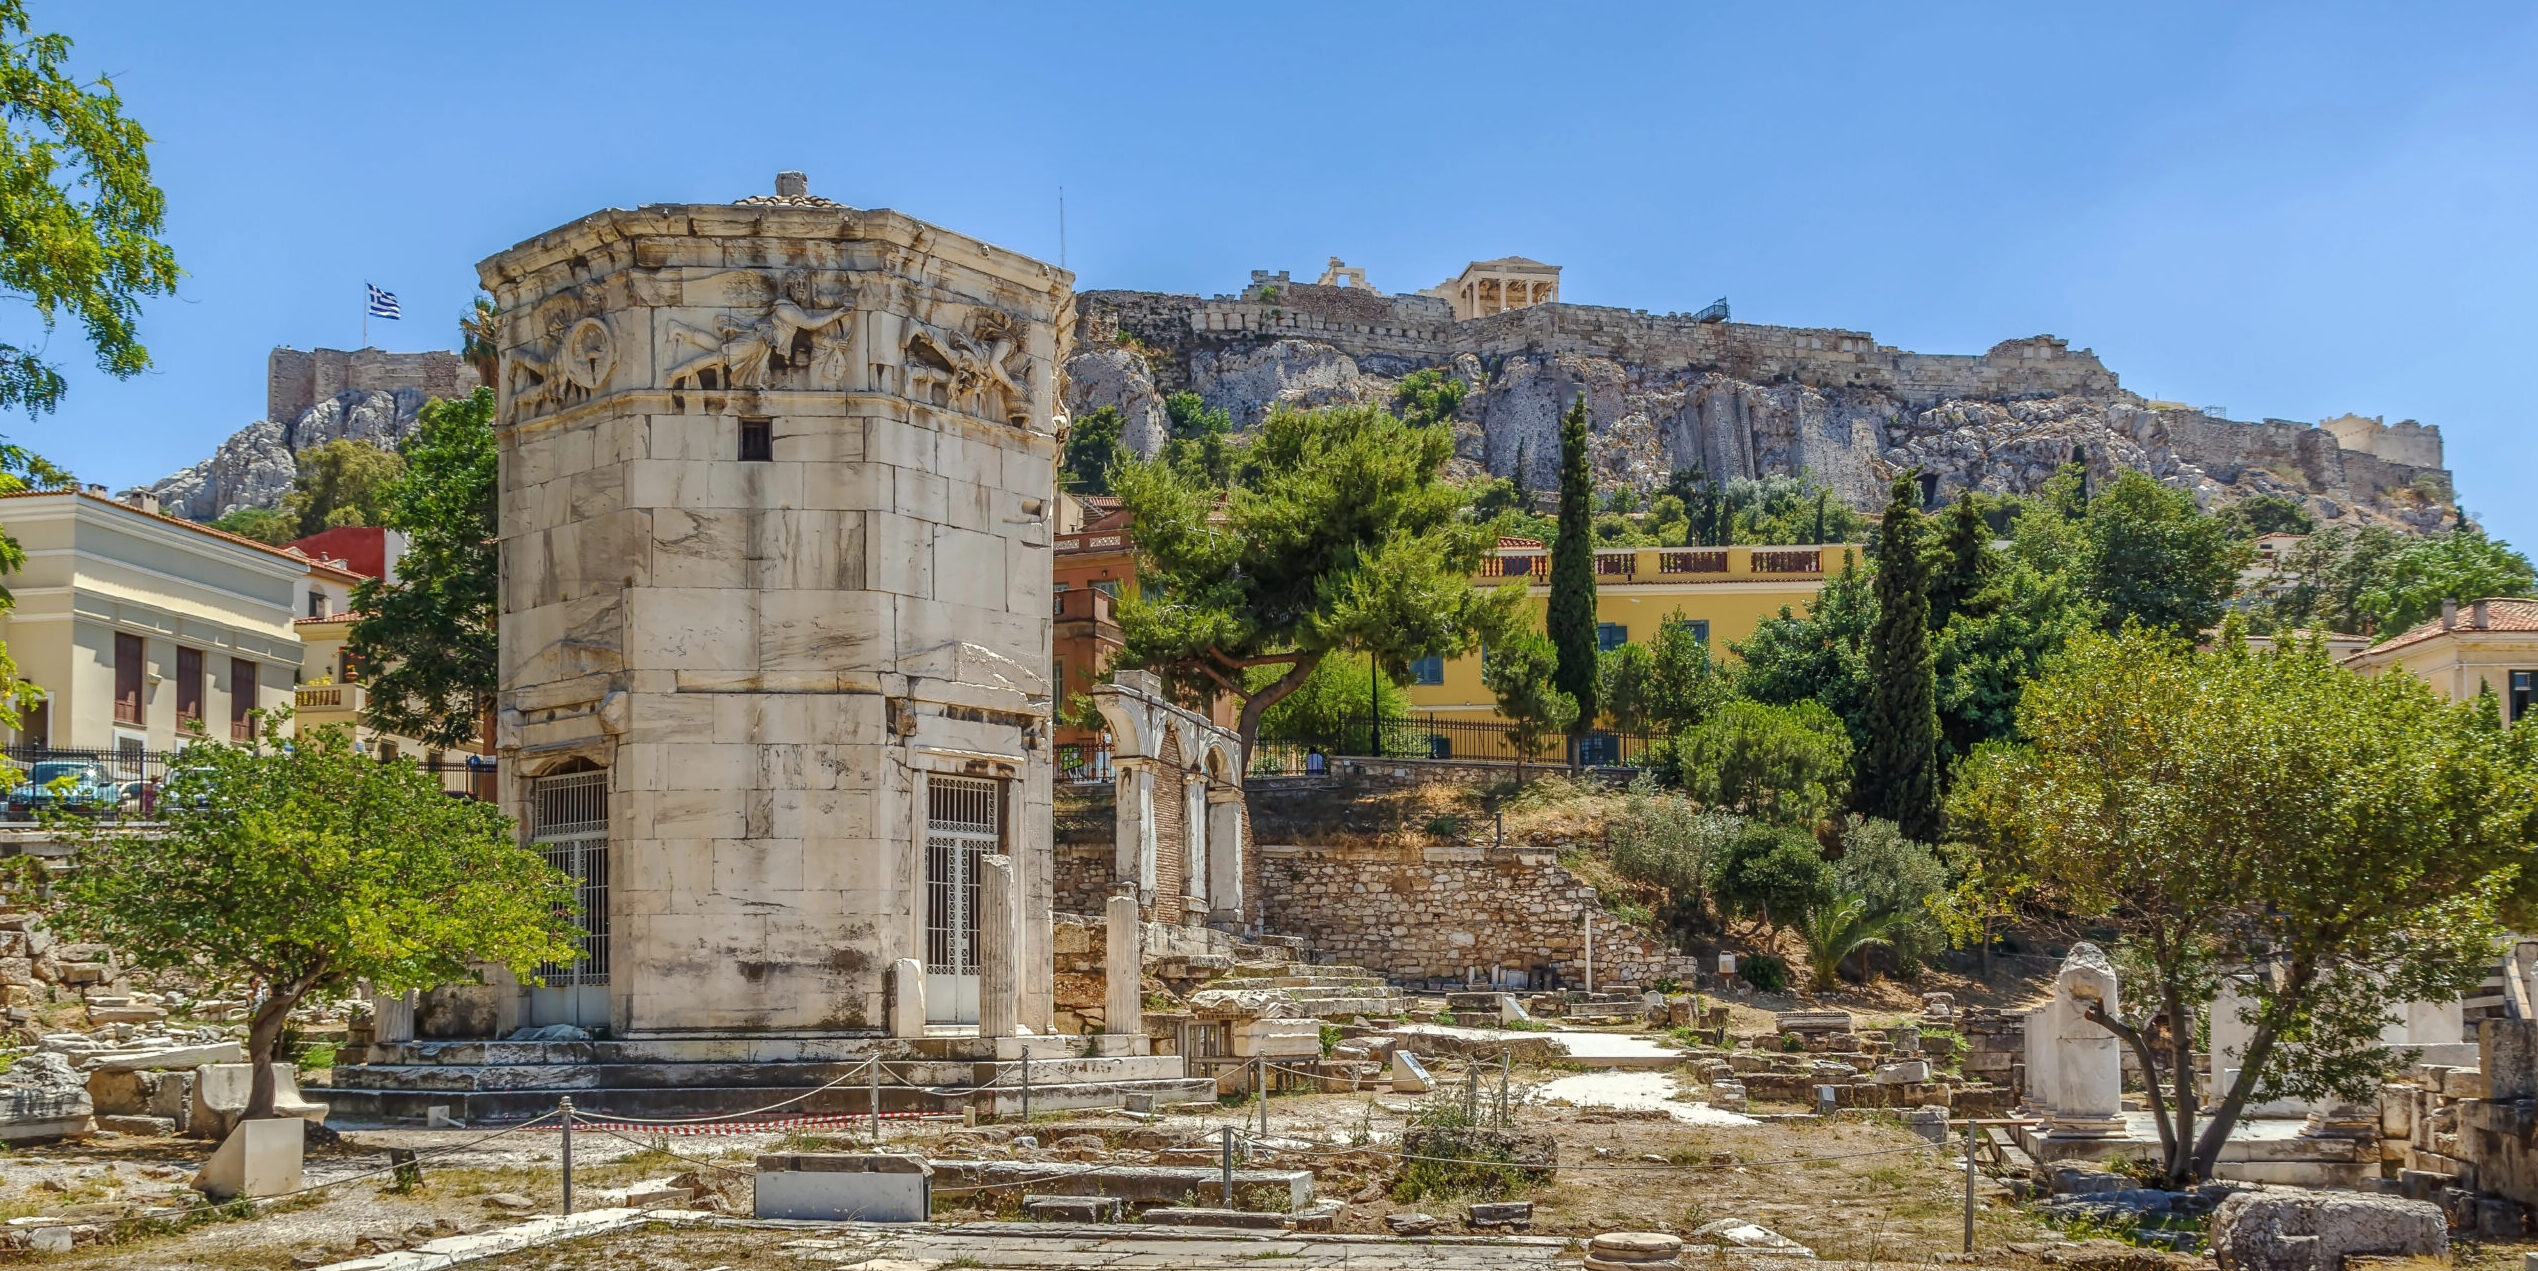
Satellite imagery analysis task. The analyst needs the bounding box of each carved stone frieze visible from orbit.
[663,268,857,394]
[902,307,1032,426]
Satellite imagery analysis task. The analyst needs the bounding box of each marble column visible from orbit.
[1206,794,1245,924]
[1106,891,1143,1037]
[978,854,1019,1039]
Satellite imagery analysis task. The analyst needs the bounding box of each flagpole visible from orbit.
[362,283,368,350]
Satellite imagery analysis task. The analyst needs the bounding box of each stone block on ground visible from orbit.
[97,1115,176,1137]
[1775,1010,1853,1033]
[1709,1080,1749,1113]
[1385,1212,1439,1235]
[1466,1200,1533,1230]
[0,1052,93,1142]
[1694,1218,1816,1256]
[1232,1017,1323,1058]
[192,1117,303,1199]
[190,1063,325,1139]
[1141,1206,1288,1229]
[1024,1195,1122,1223]
[2210,1189,2446,1271]
[752,1153,931,1223]
[1392,1050,1432,1094]
[1589,1231,1687,1271]
[1877,1060,1932,1085]
[1904,1106,1950,1143]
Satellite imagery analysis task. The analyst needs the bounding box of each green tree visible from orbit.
[1672,698,1853,825]
[1159,392,1235,487]
[347,389,498,750]
[1859,474,1941,840]
[1832,815,1953,967]
[1481,628,1576,772]
[1713,820,1831,935]
[1115,402,1519,760]
[1061,404,1129,495]
[51,719,583,1119]
[284,437,404,537]
[0,2,179,417]
[1600,608,1730,736]
[1949,625,2538,1184]
[1608,773,1742,944]
[459,293,500,388]
[1546,394,1598,756]
[1391,368,1466,430]
[2061,470,2246,634]
[210,505,298,545]
[1798,893,1903,991]
[2222,493,2315,538]
[1255,652,1409,753]
[1733,558,1875,748]
[1925,492,1991,630]
[1933,559,2094,760]
[2357,526,2537,638]
[2261,525,2402,635]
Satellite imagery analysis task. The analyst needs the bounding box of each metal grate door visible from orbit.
[531,770,610,987]
[924,776,999,1024]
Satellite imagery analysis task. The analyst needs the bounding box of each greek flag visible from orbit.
[365,283,401,320]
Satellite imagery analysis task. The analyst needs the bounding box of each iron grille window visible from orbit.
[739,417,773,462]
[1597,623,1628,652]
[925,776,999,976]
[532,770,610,986]
[2514,671,2533,724]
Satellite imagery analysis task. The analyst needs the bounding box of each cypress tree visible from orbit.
[1546,393,1600,756]
[1926,491,1992,630]
[1859,472,1941,840]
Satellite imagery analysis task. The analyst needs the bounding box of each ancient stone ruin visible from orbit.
[1068,263,2456,531]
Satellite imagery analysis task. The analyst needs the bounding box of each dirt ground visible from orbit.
[6,1038,2532,1269]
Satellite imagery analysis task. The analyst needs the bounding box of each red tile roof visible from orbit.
[0,487,335,568]
[2364,598,2538,655]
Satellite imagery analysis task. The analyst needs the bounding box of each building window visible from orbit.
[926,775,1000,979]
[738,417,773,462]
[531,769,611,986]
[2513,671,2534,724]
[1679,619,1710,645]
[308,591,329,619]
[113,633,145,724]
[1597,623,1628,652]
[1410,656,1444,686]
[230,658,258,741]
[175,647,204,728]
[1089,578,1120,599]
[19,697,47,749]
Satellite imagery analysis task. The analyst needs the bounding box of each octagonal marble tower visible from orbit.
[478,175,1070,1037]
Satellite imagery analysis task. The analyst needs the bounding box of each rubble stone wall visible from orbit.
[1248,841,1699,988]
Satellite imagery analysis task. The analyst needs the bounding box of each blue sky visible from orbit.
[18,3,2537,547]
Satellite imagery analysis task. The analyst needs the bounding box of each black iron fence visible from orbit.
[1251,714,1664,777]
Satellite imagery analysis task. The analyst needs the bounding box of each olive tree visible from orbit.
[52,719,583,1120]
[1950,626,2538,1183]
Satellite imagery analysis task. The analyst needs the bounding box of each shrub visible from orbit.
[1712,821,1831,932]
[1743,953,1792,994]
[1673,699,1852,824]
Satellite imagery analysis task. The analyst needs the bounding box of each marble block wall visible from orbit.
[478,182,1073,1036]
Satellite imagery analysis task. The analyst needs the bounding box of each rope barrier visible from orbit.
[83,1109,565,1236]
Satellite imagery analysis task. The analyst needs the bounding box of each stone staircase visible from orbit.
[1192,961,1407,1022]
[309,1034,1217,1126]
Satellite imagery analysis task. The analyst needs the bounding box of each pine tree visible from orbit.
[1547,393,1600,757]
[1926,492,1992,629]
[1859,472,1941,840]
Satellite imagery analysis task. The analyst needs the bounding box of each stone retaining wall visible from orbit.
[1249,841,1699,988]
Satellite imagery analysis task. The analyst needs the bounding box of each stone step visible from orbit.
[356,1034,1106,1068]
[308,1073,1217,1126]
[1203,976,1388,991]
[324,1053,1189,1093]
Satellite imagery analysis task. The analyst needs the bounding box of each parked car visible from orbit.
[4,761,131,820]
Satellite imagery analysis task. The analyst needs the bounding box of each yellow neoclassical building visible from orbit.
[1405,539,1859,726]
[2344,598,2538,726]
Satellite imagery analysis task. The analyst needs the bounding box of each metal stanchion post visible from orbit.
[1963,1124,1977,1253]
[1220,1125,1234,1208]
[869,1056,881,1145]
[558,1097,575,1216]
[1021,1053,1031,1126]
[1255,1054,1268,1139]
[1498,1050,1511,1126]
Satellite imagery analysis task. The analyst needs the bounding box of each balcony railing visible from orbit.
[1750,549,1822,574]
[1479,545,1842,584]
